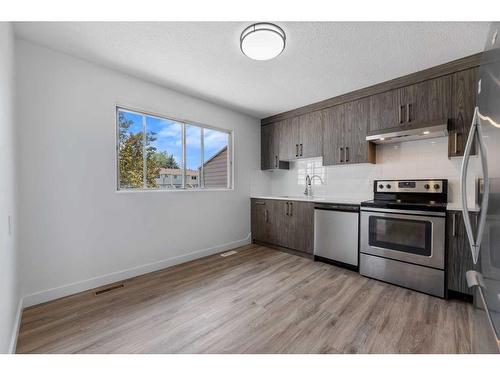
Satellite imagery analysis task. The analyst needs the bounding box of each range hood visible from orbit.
[365,121,448,144]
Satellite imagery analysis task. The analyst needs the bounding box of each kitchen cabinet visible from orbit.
[261,123,289,170]
[323,98,375,165]
[369,89,400,131]
[447,210,477,296]
[297,111,323,159]
[322,104,344,165]
[449,68,478,157]
[250,199,314,254]
[278,111,323,161]
[251,199,270,242]
[278,117,299,161]
[369,75,451,132]
[399,75,451,126]
[285,200,314,254]
[343,98,375,164]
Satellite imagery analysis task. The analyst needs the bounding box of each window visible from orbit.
[117,107,232,191]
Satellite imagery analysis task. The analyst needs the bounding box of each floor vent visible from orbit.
[220,250,238,257]
[95,283,125,296]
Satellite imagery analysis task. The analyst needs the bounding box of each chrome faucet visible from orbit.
[304,174,324,197]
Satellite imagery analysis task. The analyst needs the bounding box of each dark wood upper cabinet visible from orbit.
[369,89,401,131]
[261,123,289,170]
[369,75,451,132]
[260,54,480,168]
[261,124,275,170]
[278,113,323,161]
[343,97,375,164]
[402,75,451,125]
[298,111,323,159]
[322,104,344,165]
[323,98,375,166]
[449,68,478,157]
[278,117,299,161]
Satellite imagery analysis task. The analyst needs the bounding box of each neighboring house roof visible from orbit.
[203,146,228,166]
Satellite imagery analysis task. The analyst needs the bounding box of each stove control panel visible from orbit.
[375,180,444,193]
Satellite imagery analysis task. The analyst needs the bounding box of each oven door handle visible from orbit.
[460,106,490,264]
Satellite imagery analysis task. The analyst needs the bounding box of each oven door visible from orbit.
[360,208,445,269]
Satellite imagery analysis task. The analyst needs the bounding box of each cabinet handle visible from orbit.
[345,146,349,163]
[300,143,303,156]
[275,155,278,168]
[454,132,460,155]
[452,212,457,237]
[407,104,412,123]
[399,105,404,124]
[296,144,299,157]
[255,201,266,205]
[265,209,269,223]
[339,147,344,163]
[286,202,289,216]
[289,202,293,217]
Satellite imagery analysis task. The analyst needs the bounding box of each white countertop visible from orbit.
[252,195,481,211]
[251,195,365,205]
[446,203,480,212]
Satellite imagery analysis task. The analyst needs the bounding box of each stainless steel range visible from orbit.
[360,179,448,298]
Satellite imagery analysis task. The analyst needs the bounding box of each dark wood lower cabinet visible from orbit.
[286,201,314,254]
[447,210,477,296]
[251,199,314,254]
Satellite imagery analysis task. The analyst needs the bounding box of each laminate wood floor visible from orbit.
[16,244,472,354]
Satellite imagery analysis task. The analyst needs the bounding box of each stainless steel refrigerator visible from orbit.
[461,21,500,353]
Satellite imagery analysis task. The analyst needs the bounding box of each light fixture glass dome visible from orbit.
[240,23,286,61]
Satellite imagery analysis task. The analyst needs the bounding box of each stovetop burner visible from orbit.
[361,179,448,212]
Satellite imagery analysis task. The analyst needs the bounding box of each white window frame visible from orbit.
[116,106,234,192]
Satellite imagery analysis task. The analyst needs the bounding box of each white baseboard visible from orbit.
[8,298,23,354]
[22,234,251,308]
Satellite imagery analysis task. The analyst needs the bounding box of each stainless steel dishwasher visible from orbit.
[313,203,359,270]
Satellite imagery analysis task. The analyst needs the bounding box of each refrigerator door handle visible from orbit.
[466,270,500,348]
[461,107,490,264]
[476,116,490,260]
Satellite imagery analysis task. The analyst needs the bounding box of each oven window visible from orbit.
[368,216,432,256]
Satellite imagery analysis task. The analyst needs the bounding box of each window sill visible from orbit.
[116,187,234,193]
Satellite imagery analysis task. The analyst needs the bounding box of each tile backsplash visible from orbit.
[253,136,482,206]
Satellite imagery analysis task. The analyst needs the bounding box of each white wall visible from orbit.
[0,23,20,353]
[15,39,263,306]
[265,136,482,207]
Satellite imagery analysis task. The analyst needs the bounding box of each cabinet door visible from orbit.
[344,97,374,164]
[322,105,345,165]
[251,199,270,242]
[449,68,478,157]
[400,75,451,126]
[278,117,300,161]
[286,201,314,253]
[298,111,323,158]
[261,124,275,170]
[268,199,289,248]
[447,211,476,295]
[369,89,401,131]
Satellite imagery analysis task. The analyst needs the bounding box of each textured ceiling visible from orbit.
[14,22,490,119]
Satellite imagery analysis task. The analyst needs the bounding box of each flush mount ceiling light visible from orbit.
[240,23,286,61]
